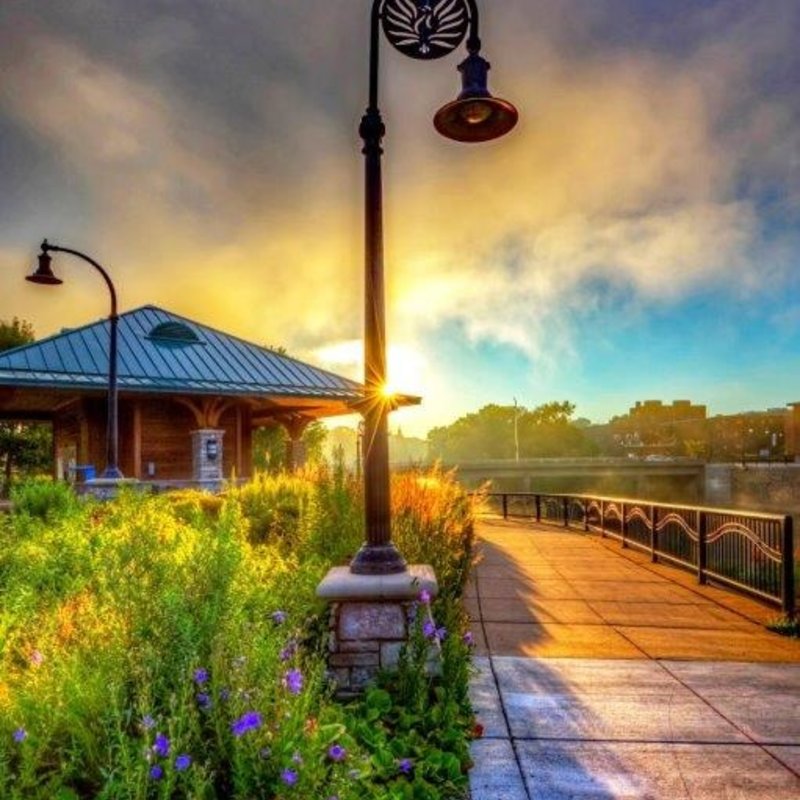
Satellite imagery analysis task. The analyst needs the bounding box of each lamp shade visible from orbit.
[433,51,518,143]
[26,251,63,285]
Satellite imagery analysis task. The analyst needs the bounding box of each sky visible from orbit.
[1,0,799,437]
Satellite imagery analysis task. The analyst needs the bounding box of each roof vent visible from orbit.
[146,321,202,346]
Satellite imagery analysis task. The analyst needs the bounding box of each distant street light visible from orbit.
[26,240,123,479]
[350,0,518,575]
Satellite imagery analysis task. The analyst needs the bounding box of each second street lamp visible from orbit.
[26,240,124,480]
[350,0,518,575]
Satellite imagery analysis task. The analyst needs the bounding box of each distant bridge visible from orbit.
[436,457,707,501]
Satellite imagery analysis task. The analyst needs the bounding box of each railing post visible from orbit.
[650,504,658,563]
[600,499,605,537]
[697,510,707,585]
[502,493,508,519]
[583,500,589,532]
[562,496,569,527]
[621,501,627,548]
[535,494,541,523]
[782,515,796,618]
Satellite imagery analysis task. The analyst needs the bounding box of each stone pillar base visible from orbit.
[316,564,438,696]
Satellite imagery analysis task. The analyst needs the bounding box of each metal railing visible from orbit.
[483,492,796,616]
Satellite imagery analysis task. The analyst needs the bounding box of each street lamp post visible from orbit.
[26,239,124,480]
[349,0,517,575]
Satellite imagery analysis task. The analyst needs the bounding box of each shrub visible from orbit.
[9,478,78,521]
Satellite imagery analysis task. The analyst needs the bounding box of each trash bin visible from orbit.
[72,465,96,482]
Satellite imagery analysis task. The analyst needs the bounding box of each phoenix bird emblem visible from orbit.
[383,0,468,59]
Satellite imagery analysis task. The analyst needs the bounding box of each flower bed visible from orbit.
[0,466,477,799]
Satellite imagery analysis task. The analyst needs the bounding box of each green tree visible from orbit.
[252,421,327,472]
[428,401,597,462]
[0,318,53,495]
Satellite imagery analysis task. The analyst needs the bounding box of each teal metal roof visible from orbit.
[0,305,364,400]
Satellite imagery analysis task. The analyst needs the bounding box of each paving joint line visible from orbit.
[656,659,800,781]
[473,543,533,800]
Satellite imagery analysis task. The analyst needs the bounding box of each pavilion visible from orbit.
[0,305,404,485]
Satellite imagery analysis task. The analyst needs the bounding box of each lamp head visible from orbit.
[434,52,518,143]
[26,246,62,286]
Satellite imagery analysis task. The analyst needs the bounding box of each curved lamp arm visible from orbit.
[41,240,118,319]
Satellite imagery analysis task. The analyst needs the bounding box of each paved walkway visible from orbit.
[466,517,800,799]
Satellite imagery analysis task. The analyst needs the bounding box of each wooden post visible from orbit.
[535,494,541,523]
[600,499,605,537]
[502,493,508,519]
[583,499,589,532]
[235,405,243,479]
[562,496,569,527]
[132,401,142,479]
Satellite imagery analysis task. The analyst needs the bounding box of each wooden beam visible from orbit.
[235,404,243,477]
[132,401,142,479]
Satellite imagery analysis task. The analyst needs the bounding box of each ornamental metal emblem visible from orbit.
[382,0,469,60]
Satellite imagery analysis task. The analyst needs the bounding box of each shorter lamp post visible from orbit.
[26,239,123,480]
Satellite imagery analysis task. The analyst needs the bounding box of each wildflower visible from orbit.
[292,751,303,764]
[271,610,287,625]
[280,639,298,662]
[196,692,211,709]
[193,667,209,685]
[149,765,164,780]
[30,650,44,667]
[153,733,170,758]
[422,619,437,639]
[463,631,475,647]
[13,728,26,743]
[219,688,231,702]
[303,717,318,735]
[398,758,413,775]
[140,714,156,731]
[472,722,485,738]
[283,668,303,695]
[231,711,263,737]
[418,589,431,604]
[259,747,272,760]
[281,768,298,786]
[407,603,418,622]
[327,743,346,762]
[436,626,447,641]
[174,754,192,771]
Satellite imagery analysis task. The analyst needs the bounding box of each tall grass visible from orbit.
[0,467,477,799]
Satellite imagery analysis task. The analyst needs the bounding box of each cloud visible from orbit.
[1,0,798,432]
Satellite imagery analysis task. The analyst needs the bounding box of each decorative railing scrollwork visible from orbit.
[479,490,795,616]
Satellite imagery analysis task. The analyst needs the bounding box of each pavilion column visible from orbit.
[281,417,311,472]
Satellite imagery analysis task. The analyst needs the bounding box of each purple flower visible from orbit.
[231,711,262,737]
[193,667,209,685]
[407,603,418,622]
[422,619,437,639]
[279,639,298,662]
[283,668,303,695]
[281,768,298,786]
[292,751,303,764]
[196,692,211,709]
[153,733,170,758]
[436,626,447,641]
[327,743,346,762]
[219,688,230,702]
[463,631,475,647]
[174,754,192,771]
[13,728,26,743]
[418,589,431,604]
[271,610,287,625]
[398,758,413,775]
[140,714,155,731]
[149,765,164,780]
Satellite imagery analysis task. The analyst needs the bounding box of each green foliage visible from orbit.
[252,421,327,473]
[0,469,477,799]
[428,401,598,462]
[0,317,35,353]
[0,319,52,496]
[9,478,79,521]
[766,615,800,638]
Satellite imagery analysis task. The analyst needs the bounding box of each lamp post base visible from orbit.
[349,543,407,575]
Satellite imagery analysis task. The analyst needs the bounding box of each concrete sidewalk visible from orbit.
[466,517,800,799]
